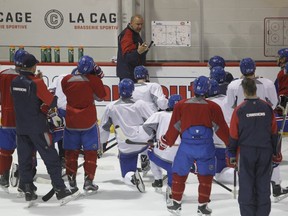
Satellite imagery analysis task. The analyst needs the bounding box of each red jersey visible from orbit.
[276,69,288,96]
[61,74,106,129]
[164,97,229,146]
[0,68,18,128]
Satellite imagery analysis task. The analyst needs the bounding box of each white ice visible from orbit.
[1,135,288,216]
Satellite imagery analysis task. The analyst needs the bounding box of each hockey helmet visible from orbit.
[240,58,256,75]
[119,78,135,98]
[14,49,28,67]
[208,79,220,97]
[134,65,149,80]
[210,66,226,83]
[193,76,210,96]
[208,56,225,69]
[168,94,182,109]
[277,48,288,68]
[77,55,95,74]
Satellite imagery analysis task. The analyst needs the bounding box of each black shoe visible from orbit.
[272,181,288,197]
[24,183,38,202]
[0,170,10,188]
[167,199,181,216]
[83,176,99,192]
[152,179,163,188]
[197,203,212,216]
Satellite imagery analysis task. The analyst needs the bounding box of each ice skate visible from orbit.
[166,186,172,205]
[24,184,38,208]
[0,170,10,193]
[68,175,77,190]
[197,203,212,216]
[272,182,288,202]
[167,199,181,216]
[131,170,145,193]
[55,187,80,206]
[152,179,163,192]
[140,155,150,177]
[17,187,25,198]
[83,176,99,196]
[10,163,19,187]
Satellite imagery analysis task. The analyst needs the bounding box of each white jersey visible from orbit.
[142,111,179,163]
[226,77,278,110]
[208,94,232,148]
[99,98,154,154]
[48,74,68,110]
[132,82,168,112]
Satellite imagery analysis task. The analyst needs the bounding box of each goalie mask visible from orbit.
[208,56,225,69]
[240,58,256,76]
[210,66,226,83]
[193,76,210,96]
[77,55,95,74]
[119,78,135,98]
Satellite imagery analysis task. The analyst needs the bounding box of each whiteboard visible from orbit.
[151,21,191,47]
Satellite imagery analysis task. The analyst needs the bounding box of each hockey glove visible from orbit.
[159,135,169,150]
[225,149,237,168]
[93,64,104,79]
[48,108,64,128]
[272,152,283,168]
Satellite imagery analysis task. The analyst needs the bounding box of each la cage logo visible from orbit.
[44,9,64,29]
[44,9,117,29]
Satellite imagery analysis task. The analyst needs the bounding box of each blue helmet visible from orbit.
[210,66,226,83]
[193,76,210,96]
[168,94,182,109]
[77,55,95,74]
[277,48,288,67]
[14,49,28,67]
[119,78,135,98]
[134,65,148,80]
[208,56,225,69]
[208,79,220,96]
[240,58,256,75]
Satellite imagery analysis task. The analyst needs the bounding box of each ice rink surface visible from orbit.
[1,135,288,216]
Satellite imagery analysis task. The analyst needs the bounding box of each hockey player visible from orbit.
[207,79,234,184]
[160,76,229,216]
[132,65,169,176]
[210,66,229,95]
[99,78,155,193]
[11,53,80,204]
[61,55,106,194]
[227,78,278,216]
[0,49,28,192]
[274,48,288,96]
[225,57,287,197]
[208,55,234,84]
[141,94,182,202]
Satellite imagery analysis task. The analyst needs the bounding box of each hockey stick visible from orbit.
[276,103,288,153]
[212,178,232,193]
[115,125,153,145]
[233,167,238,199]
[42,162,84,202]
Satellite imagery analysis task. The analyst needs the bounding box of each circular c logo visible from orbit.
[44,9,64,29]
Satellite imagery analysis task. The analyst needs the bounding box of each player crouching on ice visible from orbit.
[141,94,182,203]
[99,78,155,192]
